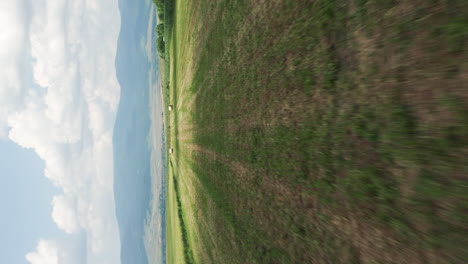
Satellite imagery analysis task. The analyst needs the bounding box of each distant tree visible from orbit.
[153,0,165,22]
[157,37,165,58]
[156,24,164,38]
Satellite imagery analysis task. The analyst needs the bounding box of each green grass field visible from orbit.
[161,0,468,263]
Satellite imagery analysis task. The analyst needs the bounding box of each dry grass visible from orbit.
[164,0,468,263]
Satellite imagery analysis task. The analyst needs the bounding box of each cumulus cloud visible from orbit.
[52,195,79,234]
[25,239,84,264]
[25,240,60,264]
[0,0,122,263]
[0,0,30,137]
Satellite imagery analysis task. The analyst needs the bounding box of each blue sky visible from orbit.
[0,140,60,264]
[0,0,122,263]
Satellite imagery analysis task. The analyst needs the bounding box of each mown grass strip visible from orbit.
[170,160,195,264]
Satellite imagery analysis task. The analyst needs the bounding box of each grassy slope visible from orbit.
[165,0,197,263]
[162,0,184,263]
[165,0,468,263]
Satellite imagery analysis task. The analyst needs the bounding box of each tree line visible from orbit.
[153,0,165,58]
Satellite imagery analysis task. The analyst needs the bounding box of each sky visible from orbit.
[0,139,60,264]
[0,0,122,263]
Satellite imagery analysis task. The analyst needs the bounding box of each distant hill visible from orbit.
[113,0,153,263]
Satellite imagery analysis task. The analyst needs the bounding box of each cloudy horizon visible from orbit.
[1,0,122,263]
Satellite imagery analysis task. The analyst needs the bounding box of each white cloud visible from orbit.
[0,0,122,263]
[52,195,79,234]
[25,239,83,264]
[25,240,60,264]
[0,0,30,137]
